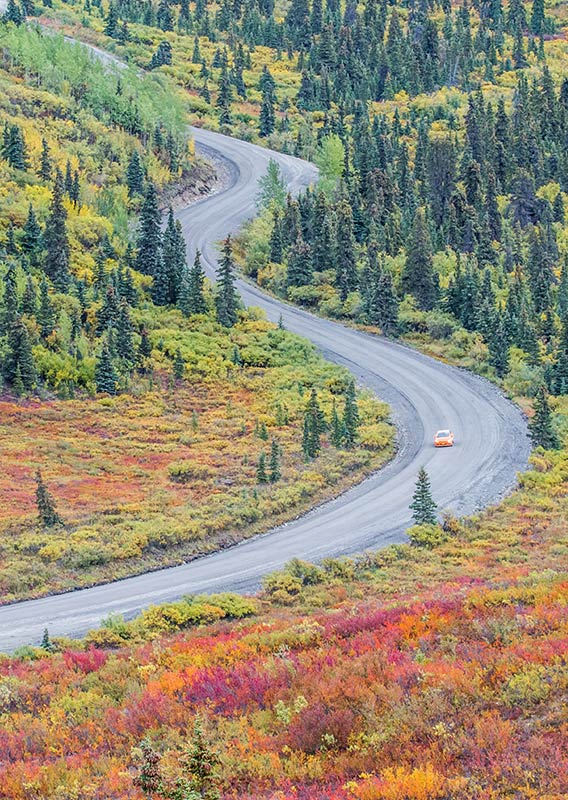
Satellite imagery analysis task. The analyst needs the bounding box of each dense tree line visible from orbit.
[86,0,555,134]
[257,67,568,396]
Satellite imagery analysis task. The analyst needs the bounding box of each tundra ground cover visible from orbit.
[0,315,392,601]
[0,404,565,798]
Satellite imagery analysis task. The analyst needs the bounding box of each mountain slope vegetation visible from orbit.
[0,23,393,601]
[0,0,567,798]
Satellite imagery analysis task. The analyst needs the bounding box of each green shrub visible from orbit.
[407,523,449,549]
[168,461,214,483]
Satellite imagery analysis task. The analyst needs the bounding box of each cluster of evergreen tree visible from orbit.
[93,0,553,136]
[266,67,568,394]
[302,381,359,459]
[134,185,206,312]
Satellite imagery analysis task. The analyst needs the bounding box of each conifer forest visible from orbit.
[0,0,566,795]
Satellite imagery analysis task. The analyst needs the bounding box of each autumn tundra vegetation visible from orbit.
[0,25,393,600]
[0,0,568,796]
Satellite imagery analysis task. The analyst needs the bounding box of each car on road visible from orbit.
[434,429,455,447]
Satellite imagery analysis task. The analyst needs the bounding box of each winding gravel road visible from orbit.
[0,38,530,651]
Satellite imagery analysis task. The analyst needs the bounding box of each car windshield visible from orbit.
[436,430,450,437]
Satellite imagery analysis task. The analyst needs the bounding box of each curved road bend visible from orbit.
[0,111,530,653]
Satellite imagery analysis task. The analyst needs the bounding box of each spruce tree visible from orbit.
[368,268,399,335]
[401,207,438,310]
[1,264,18,331]
[44,170,70,291]
[137,329,152,372]
[5,317,36,391]
[216,64,233,126]
[126,150,145,198]
[179,715,221,800]
[302,387,323,459]
[21,204,42,264]
[104,2,119,36]
[21,275,37,316]
[286,240,313,287]
[3,0,24,25]
[39,137,52,181]
[529,385,559,449]
[259,84,276,137]
[342,380,359,447]
[256,451,269,483]
[135,183,161,276]
[330,399,344,447]
[334,200,358,300]
[38,275,56,339]
[116,302,135,362]
[35,470,63,527]
[410,467,438,525]
[173,348,185,380]
[215,236,239,327]
[268,439,281,482]
[41,628,55,652]
[95,342,118,394]
[187,250,207,314]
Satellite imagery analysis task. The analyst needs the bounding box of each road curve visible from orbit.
[0,102,530,654]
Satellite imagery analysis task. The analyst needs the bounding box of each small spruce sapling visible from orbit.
[410,467,438,526]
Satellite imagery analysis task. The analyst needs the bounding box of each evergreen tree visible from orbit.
[116,302,135,362]
[335,200,358,300]
[95,342,118,394]
[216,64,233,126]
[157,0,173,30]
[137,328,152,372]
[44,170,70,291]
[529,385,559,449]
[368,267,399,334]
[126,150,145,198]
[21,275,37,316]
[4,317,36,391]
[35,469,62,527]
[38,275,56,339]
[3,124,28,170]
[487,315,510,377]
[178,715,221,800]
[259,77,276,137]
[41,628,55,652]
[96,285,120,334]
[410,467,438,525]
[256,451,269,483]
[330,399,344,447]
[3,0,24,24]
[135,183,161,276]
[268,438,281,482]
[133,740,163,798]
[342,380,359,447]
[215,236,239,327]
[39,138,52,181]
[21,204,42,264]
[286,240,313,287]
[173,348,185,380]
[302,387,323,458]
[104,2,119,36]
[186,250,207,314]
[149,41,173,69]
[1,264,18,331]
[402,208,438,310]
[530,0,545,35]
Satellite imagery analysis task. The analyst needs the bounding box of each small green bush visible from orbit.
[407,523,449,549]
